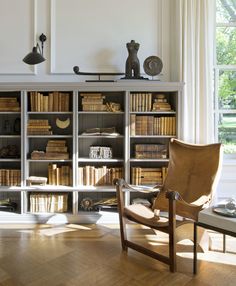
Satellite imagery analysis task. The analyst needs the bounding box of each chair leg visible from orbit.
[119,216,128,251]
[116,181,128,251]
[169,227,176,272]
[168,197,176,272]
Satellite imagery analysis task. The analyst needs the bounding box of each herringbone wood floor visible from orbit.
[0,223,235,286]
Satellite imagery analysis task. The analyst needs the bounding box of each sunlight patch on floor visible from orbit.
[18,226,76,236]
[66,224,92,230]
[178,251,236,266]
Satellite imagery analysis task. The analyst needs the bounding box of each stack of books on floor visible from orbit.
[0,97,20,112]
[81,93,107,111]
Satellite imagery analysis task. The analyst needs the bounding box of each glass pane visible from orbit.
[216,27,236,65]
[218,70,236,109]
[216,0,236,23]
[218,113,236,153]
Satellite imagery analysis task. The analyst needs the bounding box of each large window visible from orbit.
[214,0,236,155]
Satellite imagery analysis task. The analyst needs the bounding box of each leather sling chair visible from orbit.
[115,138,222,272]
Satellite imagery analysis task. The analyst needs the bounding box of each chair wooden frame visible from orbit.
[115,139,223,273]
[115,179,179,272]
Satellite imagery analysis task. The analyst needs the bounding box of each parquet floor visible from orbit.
[0,222,235,286]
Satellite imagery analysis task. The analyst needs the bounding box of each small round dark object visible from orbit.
[80,198,94,211]
[39,33,47,43]
[143,56,163,76]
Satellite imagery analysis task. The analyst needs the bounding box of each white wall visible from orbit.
[0,0,171,82]
[0,0,234,201]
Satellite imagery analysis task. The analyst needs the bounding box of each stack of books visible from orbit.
[131,167,167,186]
[27,119,52,135]
[152,94,172,111]
[0,97,20,112]
[31,140,69,160]
[134,144,167,159]
[81,93,107,111]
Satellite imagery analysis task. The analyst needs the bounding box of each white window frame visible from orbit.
[214,10,236,160]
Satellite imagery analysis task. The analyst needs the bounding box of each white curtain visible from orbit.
[170,0,215,144]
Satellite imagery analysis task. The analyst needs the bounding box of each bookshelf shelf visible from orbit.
[27,159,73,162]
[27,135,73,138]
[129,158,169,162]
[0,186,22,191]
[0,135,21,138]
[27,112,73,115]
[77,186,119,192]
[0,82,182,223]
[0,112,21,114]
[130,111,176,115]
[78,135,124,139]
[24,186,75,191]
[78,158,124,163]
[78,111,124,115]
[130,135,176,138]
[0,158,21,162]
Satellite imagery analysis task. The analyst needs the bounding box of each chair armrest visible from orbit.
[166,190,209,208]
[165,189,204,221]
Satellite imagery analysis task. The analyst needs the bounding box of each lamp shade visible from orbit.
[22,46,45,65]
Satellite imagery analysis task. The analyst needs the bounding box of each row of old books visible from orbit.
[29,91,70,112]
[27,119,52,135]
[131,167,168,186]
[48,164,72,186]
[130,93,172,112]
[29,193,68,213]
[130,115,176,136]
[0,97,20,112]
[0,169,21,186]
[130,93,152,112]
[80,93,107,111]
[31,140,69,160]
[134,144,167,159]
[78,166,123,186]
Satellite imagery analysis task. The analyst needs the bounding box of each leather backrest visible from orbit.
[153,139,223,215]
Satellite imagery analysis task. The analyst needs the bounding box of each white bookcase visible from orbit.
[0,82,183,223]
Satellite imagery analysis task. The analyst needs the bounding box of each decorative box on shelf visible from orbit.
[89,146,112,159]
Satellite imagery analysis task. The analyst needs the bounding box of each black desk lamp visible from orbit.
[23,33,47,65]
